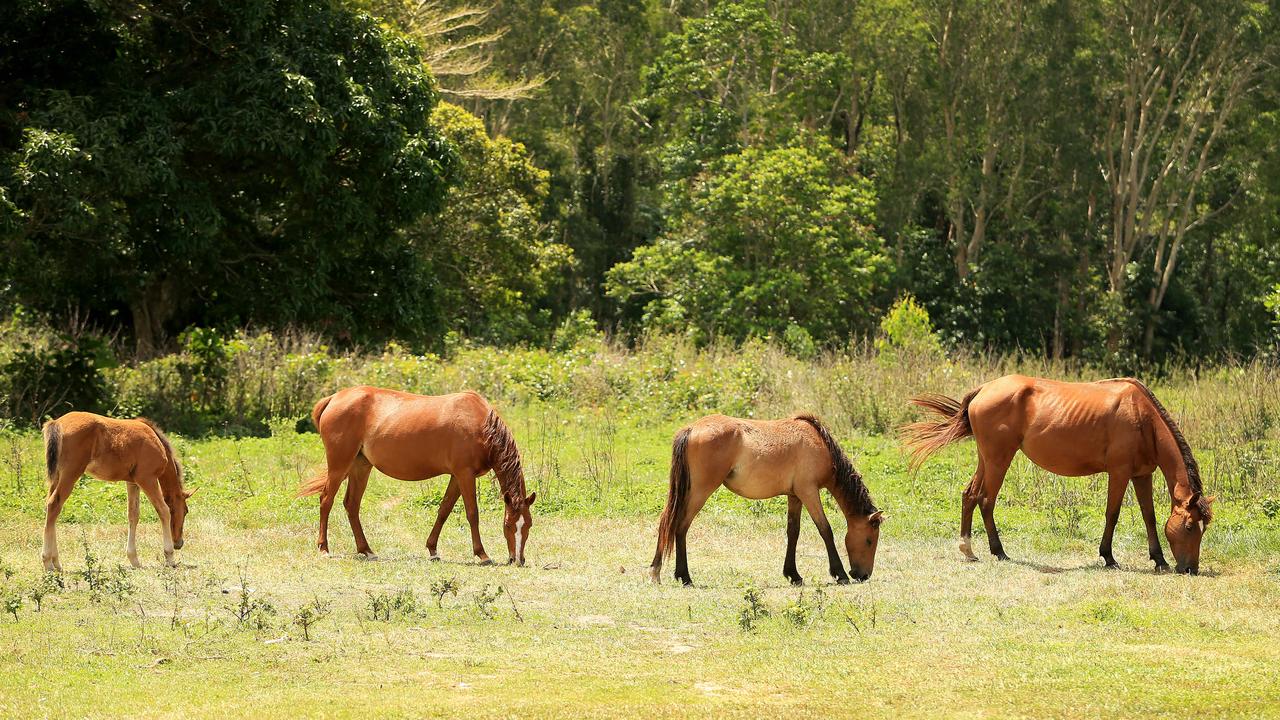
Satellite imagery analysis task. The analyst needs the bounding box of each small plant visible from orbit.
[781,587,827,627]
[2,589,22,621]
[229,575,278,632]
[27,572,63,612]
[430,576,459,608]
[78,542,134,605]
[875,295,943,366]
[1260,497,1280,520]
[474,584,504,619]
[737,584,769,632]
[0,560,14,581]
[367,588,419,621]
[292,598,332,641]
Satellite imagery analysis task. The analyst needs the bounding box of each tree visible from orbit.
[607,143,891,343]
[0,0,458,354]
[412,103,573,343]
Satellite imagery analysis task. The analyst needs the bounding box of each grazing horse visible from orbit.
[902,375,1214,574]
[649,414,884,586]
[299,387,535,565]
[41,412,193,571]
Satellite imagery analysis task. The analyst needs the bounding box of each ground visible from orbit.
[0,415,1277,718]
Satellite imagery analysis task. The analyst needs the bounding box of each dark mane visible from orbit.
[138,417,185,490]
[482,409,528,508]
[1103,379,1209,518]
[793,414,877,515]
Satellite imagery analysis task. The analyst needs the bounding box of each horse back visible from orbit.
[49,411,170,482]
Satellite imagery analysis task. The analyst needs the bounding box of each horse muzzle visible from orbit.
[1176,563,1198,575]
[173,539,184,550]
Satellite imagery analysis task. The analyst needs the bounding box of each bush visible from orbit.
[0,329,110,426]
[875,295,943,366]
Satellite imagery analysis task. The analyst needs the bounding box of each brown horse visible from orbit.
[299,386,535,565]
[902,375,1214,574]
[649,414,884,586]
[41,412,193,571]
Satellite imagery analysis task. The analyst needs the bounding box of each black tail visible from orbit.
[43,421,61,487]
[653,428,692,565]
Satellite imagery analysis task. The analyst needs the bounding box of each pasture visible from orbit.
[1,389,1279,718]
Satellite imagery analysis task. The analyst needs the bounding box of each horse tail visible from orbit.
[297,395,337,497]
[42,420,62,489]
[310,394,334,433]
[139,418,184,487]
[653,427,692,566]
[481,408,527,506]
[899,388,981,470]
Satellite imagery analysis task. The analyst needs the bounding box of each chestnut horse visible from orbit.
[649,414,884,586]
[299,387,535,565]
[902,375,1214,574]
[41,412,193,571]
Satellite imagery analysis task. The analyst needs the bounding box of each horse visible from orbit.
[649,413,884,586]
[901,375,1214,574]
[299,386,535,565]
[41,412,193,571]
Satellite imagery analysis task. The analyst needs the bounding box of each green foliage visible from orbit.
[737,584,769,632]
[607,144,890,344]
[875,295,943,365]
[292,597,332,641]
[1,0,458,352]
[413,103,573,345]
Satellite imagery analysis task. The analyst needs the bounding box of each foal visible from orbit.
[650,414,884,586]
[42,412,193,570]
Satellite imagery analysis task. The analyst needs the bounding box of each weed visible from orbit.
[229,572,277,632]
[474,584,504,619]
[292,598,332,641]
[738,584,769,632]
[78,542,134,605]
[2,589,21,621]
[27,572,63,612]
[430,576,460,608]
[367,588,419,621]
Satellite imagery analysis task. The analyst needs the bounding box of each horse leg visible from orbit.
[1099,473,1128,568]
[799,489,851,584]
[426,476,461,561]
[136,477,176,566]
[41,473,77,572]
[456,474,492,564]
[783,495,803,586]
[316,454,356,557]
[1132,473,1169,571]
[344,456,375,559]
[125,482,142,568]
[978,450,1014,560]
[959,456,986,561]
[673,481,718,587]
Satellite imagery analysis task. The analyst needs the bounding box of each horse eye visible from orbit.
[865,538,872,547]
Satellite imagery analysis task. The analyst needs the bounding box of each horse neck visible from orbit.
[828,482,867,522]
[157,461,183,497]
[1152,423,1196,506]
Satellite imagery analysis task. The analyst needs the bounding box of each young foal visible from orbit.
[650,414,884,586]
[42,412,192,571]
[903,375,1214,574]
[300,387,535,565]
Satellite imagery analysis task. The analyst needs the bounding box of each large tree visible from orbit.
[0,0,458,354]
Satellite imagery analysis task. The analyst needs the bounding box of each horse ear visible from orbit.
[869,511,885,528]
[184,488,197,499]
[1205,495,1217,505]
[526,492,537,507]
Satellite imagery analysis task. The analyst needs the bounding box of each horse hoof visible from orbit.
[1104,561,1120,569]
[128,557,142,569]
[834,575,851,585]
[787,576,804,587]
[477,558,493,566]
[429,554,441,562]
[358,553,379,561]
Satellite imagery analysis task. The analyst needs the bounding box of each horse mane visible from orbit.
[481,409,528,508]
[793,414,877,515]
[138,418,185,490]
[1102,378,1209,518]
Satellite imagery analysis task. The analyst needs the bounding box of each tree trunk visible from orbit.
[129,276,177,359]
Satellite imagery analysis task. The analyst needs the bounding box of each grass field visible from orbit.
[1,399,1279,718]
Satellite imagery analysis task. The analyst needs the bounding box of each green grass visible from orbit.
[1,401,1279,718]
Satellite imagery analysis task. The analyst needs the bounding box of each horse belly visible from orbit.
[1019,429,1108,477]
[361,435,453,482]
